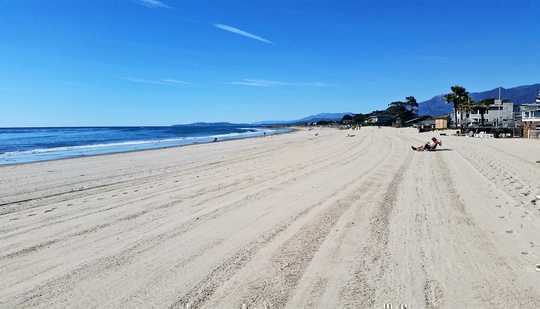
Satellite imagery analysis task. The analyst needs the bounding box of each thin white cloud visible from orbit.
[135,0,171,9]
[162,79,191,85]
[214,24,272,44]
[124,77,190,86]
[229,79,331,87]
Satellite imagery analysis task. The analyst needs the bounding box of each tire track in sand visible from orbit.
[1,135,373,262]
[168,136,394,309]
[340,149,413,308]
[12,133,375,307]
[433,152,540,307]
[185,137,412,309]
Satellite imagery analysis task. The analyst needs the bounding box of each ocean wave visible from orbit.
[0,127,285,164]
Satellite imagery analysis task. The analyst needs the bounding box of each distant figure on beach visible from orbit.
[411,137,442,152]
[213,137,218,142]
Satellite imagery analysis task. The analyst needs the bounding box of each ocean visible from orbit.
[0,124,289,165]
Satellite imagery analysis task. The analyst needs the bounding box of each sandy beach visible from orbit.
[1,127,539,308]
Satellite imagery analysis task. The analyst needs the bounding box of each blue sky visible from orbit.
[1,0,539,126]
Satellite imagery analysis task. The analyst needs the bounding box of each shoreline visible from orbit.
[0,126,296,168]
[1,127,539,307]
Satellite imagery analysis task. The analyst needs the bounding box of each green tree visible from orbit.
[462,97,474,127]
[475,98,495,126]
[405,96,418,115]
[386,101,415,123]
[341,114,353,124]
[444,85,470,132]
[352,113,366,124]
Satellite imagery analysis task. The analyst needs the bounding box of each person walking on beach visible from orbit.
[411,137,442,151]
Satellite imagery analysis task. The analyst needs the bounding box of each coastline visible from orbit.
[0,126,295,167]
[1,127,539,308]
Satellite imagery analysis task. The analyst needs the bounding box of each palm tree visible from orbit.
[476,98,495,126]
[444,85,469,132]
[444,93,458,129]
[461,97,474,127]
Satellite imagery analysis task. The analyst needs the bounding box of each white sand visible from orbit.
[1,127,539,308]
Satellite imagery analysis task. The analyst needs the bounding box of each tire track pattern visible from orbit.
[340,150,413,308]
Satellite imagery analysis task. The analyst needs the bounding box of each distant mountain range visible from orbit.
[176,114,352,127]
[262,83,540,123]
[173,122,252,127]
[177,84,540,126]
[418,83,540,116]
[253,113,352,125]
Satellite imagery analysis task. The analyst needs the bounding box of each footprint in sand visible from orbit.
[27,213,36,217]
[506,229,514,234]
[44,208,55,213]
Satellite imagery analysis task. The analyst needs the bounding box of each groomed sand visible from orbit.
[1,127,539,308]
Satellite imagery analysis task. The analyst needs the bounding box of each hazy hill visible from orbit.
[173,122,252,127]
[254,113,352,125]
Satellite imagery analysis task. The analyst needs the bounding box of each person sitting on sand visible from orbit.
[411,137,442,152]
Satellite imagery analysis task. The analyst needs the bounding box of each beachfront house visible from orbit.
[451,99,515,128]
[404,116,433,130]
[365,113,395,126]
[521,91,540,138]
[405,115,448,132]
[435,116,448,129]
[365,115,379,125]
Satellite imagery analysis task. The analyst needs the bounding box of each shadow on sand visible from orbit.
[433,148,452,152]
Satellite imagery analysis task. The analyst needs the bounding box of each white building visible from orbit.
[451,99,515,128]
[521,91,540,137]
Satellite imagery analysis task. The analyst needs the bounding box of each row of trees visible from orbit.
[386,96,419,123]
[444,85,495,131]
[341,85,497,131]
[341,96,420,126]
